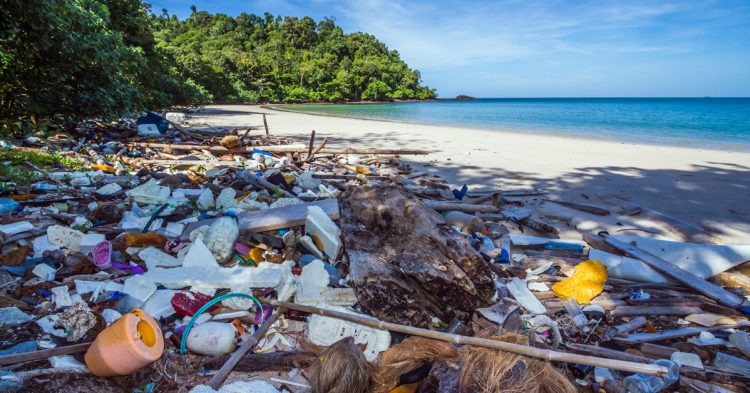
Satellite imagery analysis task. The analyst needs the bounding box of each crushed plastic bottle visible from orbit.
[622,359,679,393]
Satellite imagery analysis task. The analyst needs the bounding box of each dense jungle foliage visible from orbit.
[0,0,434,126]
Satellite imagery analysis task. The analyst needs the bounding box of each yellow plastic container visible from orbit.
[84,309,164,377]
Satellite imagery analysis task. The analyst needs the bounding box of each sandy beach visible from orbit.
[190,104,750,244]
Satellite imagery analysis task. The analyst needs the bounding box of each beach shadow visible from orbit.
[397,157,750,241]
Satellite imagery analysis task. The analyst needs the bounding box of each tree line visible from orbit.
[0,0,435,126]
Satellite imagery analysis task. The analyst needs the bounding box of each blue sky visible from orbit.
[148,0,750,98]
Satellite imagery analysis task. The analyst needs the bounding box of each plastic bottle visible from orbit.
[32,183,58,192]
[622,359,679,393]
[0,198,21,216]
[562,299,589,331]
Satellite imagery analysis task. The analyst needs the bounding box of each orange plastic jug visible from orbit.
[84,309,164,377]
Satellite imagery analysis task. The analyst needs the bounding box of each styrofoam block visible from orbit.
[123,275,157,302]
[307,305,390,361]
[32,263,56,281]
[305,206,341,260]
[139,247,181,270]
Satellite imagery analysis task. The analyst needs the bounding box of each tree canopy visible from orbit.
[0,1,435,123]
[153,10,436,103]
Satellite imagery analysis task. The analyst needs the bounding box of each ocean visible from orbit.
[289,98,750,150]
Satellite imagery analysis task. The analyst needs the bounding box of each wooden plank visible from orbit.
[603,235,747,308]
[544,199,610,216]
[0,342,91,366]
[237,198,339,233]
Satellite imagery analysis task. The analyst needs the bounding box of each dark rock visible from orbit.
[455,95,477,101]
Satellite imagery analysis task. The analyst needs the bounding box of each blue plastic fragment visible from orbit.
[543,241,584,253]
[252,148,273,156]
[452,184,469,200]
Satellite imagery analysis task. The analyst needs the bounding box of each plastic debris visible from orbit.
[552,260,607,304]
[186,322,237,355]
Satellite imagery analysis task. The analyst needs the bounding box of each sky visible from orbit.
[148,0,750,98]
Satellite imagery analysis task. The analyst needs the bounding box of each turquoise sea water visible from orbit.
[289,98,750,150]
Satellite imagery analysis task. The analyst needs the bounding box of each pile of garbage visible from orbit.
[0,110,749,392]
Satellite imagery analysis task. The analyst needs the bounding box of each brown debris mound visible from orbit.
[340,184,496,327]
[458,333,576,393]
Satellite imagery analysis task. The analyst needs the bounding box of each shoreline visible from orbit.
[267,103,750,153]
[192,104,750,244]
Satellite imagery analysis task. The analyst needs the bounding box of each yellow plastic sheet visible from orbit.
[552,259,607,304]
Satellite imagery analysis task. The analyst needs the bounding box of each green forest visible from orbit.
[0,0,435,125]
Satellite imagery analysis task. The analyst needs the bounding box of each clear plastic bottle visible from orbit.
[623,359,679,393]
[562,299,589,331]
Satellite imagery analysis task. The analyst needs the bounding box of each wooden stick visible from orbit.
[603,235,746,308]
[312,173,390,180]
[257,298,668,377]
[423,201,500,213]
[263,113,269,137]
[465,191,502,205]
[544,199,610,216]
[306,130,316,161]
[310,137,328,159]
[207,307,287,389]
[125,142,429,155]
[0,342,91,366]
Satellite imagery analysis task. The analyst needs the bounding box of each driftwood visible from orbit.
[125,142,429,155]
[544,199,610,216]
[139,160,244,167]
[0,342,91,366]
[202,351,317,373]
[341,185,496,327]
[259,298,668,377]
[422,201,500,213]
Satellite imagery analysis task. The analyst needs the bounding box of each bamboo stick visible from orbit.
[208,307,287,389]
[257,298,669,377]
[125,142,429,155]
[263,113,269,136]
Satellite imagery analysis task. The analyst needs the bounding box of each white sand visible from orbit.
[190,104,750,244]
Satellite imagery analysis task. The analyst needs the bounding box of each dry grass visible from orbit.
[459,333,576,393]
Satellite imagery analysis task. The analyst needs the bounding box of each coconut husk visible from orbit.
[308,337,371,393]
[458,333,575,393]
[372,337,459,393]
